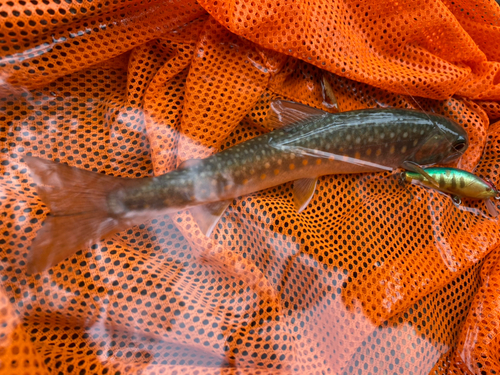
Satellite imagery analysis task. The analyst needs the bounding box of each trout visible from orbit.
[24,100,468,273]
[403,167,499,216]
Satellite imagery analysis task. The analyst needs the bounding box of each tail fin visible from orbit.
[24,156,137,274]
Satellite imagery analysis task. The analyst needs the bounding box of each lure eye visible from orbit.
[452,141,466,152]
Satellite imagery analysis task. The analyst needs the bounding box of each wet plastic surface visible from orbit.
[1,1,500,374]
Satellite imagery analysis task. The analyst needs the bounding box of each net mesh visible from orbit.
[1,0,500,374]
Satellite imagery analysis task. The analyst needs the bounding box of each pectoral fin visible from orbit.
[268,100,328,129]
[293,178,318,213]
[190,200,232,237]
[402,161,440,188]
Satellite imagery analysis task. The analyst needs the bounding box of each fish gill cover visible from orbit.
[0,0,500,374]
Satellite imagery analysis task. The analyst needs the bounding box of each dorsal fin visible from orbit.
[268,100,328,129]
[322,75,339,109]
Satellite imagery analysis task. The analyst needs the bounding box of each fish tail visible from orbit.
[24,156,136,274]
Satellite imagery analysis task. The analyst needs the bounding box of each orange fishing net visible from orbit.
[1,0,500,373]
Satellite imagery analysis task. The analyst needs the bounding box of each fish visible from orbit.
[402,166,499,216]
[24,100,468,274]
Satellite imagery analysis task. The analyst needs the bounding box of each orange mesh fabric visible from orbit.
[477,100,500,121]
[199,0,500,100]
[0,1,500,374]
[448,120,500,374]
[0,287,48,375]
[0,1,206,94]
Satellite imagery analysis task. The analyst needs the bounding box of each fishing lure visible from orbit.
[402,164,499,217]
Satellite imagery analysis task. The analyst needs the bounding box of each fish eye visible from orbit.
[452,141,466,152]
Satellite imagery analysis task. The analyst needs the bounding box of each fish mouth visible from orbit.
[441,151,465,164]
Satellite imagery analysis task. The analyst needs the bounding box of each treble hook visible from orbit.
[398,171,414,207]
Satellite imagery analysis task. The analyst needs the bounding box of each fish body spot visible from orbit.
[302,159,308,166]
[264,162,270,169]
[289,163,295,170]
[401,145,407,153]
[376,148,381,156]
[389,145,395,154]
[274,169,280,175]
[366,149,372,156]
[316,159,322,165]
[260,174,267,180]
[354,152,361,159]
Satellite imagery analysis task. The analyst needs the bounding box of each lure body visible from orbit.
[403,167,499,217]
[404,168,497,200]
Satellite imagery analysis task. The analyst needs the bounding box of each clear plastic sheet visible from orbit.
[1,1,500,374]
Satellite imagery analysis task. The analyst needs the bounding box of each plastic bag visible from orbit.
[1,1,500,374]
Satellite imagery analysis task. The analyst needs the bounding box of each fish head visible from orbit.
[409,115,468,166]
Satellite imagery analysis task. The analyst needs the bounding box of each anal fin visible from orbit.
[178,158,203,170]
[190,200,232,237]
[293,178,318,213]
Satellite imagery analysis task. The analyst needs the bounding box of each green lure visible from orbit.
[402,164,500,217]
